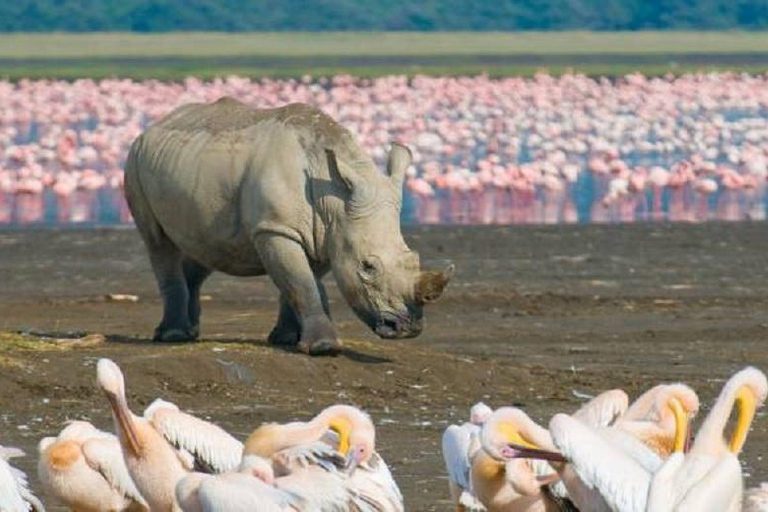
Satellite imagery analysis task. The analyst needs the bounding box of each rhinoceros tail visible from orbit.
[124,134,166,246]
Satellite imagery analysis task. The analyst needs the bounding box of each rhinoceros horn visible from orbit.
[326,149,376,212]
[387,142,412,189]
[416,264,455,305]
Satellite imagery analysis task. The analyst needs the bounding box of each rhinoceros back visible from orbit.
[125,98,360,275]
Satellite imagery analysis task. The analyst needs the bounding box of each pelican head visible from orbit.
[727,367,768,453]
[97,358,126,400]
[318,405,376,474]
[239,455,275,485]
[661,384,699,453]
[470,402,493,425]
[481,407,565,463]
[96,358,142,456]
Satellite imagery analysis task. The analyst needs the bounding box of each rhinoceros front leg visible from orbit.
[257,234,340,356]
[268,272,330,347]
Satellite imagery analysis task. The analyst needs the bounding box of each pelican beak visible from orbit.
[684,416,693,453]
[344,448,361,476]
[105,392,142,457]
[503,443,567,463]
[669,397,689,453]
[730,386,757,454]
[328,418,352,455]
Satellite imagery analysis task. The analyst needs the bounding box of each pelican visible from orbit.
[472,406,571,511]
[0,445,45,512]
[647,367,767,511]
[243,404,403,511]
[176,455,304,512]
[96,358,243,511]
[547,367,765,512]
[613,383,700,457]
[448,389,624,511]
[441,402,493,511]
[37,420,147,511]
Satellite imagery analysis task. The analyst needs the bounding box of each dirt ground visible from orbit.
[1,223,768,511]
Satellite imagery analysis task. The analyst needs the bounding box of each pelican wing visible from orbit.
[199,473,302,512]
[646,452,685,512]
[549,414,651,512]
[347,452,404,512]
[599,428,663,474]
[0,454,40,512]
[146,400,243,474]
[81,436,147,506]
[572,389,629,428]
[272,442,347,475]
[675,454,742,512]
[441,423,477,491]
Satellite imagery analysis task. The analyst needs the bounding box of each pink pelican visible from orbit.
[243,404,403,511]
[96,359,243,511]
[38,420,147,511]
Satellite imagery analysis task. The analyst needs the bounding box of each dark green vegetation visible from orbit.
[4,0,768,31]
[2,32,768,79]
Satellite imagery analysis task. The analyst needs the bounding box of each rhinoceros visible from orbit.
[124,97,453,355]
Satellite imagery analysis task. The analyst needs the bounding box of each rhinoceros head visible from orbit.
[326,143,454,339]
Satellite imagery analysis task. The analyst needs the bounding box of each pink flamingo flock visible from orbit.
[2,72,768,226]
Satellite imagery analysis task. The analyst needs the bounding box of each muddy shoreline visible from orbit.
[1,223,768,510]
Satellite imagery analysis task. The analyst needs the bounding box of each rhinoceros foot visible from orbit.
[297,337,342,356]
[153,326,198,343]
[267,325,301,346]
[295,316,342,356]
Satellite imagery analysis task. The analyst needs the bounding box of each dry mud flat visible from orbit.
[1,223,768,510]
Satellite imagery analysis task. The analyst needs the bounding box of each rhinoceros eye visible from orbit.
[359,256,383,282]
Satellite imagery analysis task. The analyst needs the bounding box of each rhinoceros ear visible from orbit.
[387,142,412,189]
[326,149,375,210]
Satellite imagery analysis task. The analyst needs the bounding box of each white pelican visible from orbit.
[647,367,767,511]
[446,390,624,511]
[96,358,243,511]
[37,420,147,511]
[243,404,403,511]
[613,383,700,458]
[0,445,45,512]
[548,367,765,512]
[176,455,304,512]
[441,402,493,511]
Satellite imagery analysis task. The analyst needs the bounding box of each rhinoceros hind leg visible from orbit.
[183,257,212,339]
[268,296,301,346]
[147,239,197,342]
[257,234,340,356]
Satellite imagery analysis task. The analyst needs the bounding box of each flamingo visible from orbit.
[96,358,244,511]
[37,420,147,511]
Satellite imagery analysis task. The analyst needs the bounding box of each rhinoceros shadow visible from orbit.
[103,334,392,364]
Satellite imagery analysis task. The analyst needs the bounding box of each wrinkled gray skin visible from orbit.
[124,97,453,355]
